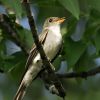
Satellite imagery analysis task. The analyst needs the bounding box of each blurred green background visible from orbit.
[0,0,100,100]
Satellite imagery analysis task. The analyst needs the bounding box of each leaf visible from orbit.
[53,56,62,70]
[87,0,100,12]
[16,25,33,50]
[0,40,6,71]
[1,0,24,18]
[5,52,27,80]
[33,0,56,7]
[9,59,26,81]
[63,38,87,69]
[74,51,96,72]
[94,32,100,54]
[0,52,27,73]
[90,9,100,20]
[58,0,80,19]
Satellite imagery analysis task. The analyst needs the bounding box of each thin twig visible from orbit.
[0,14,29,54]
[57,66,100,78]
[1,14,100,79]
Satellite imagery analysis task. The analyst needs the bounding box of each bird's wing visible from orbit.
[25,29,48,70]
[14,30,48,100]
[19,30,48,83]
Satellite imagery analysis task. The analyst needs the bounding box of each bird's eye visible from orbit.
[49,18,53,22]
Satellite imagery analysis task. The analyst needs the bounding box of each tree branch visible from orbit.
[57,66,100,78]
[1,9,100,89]
[0,14,29,54]
[22,0,65,98]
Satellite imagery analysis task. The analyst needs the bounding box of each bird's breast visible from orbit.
[43,31,62,60]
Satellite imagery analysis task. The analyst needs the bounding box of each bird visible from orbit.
[14,17,65,100]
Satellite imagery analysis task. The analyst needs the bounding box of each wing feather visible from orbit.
[19,30,48,84]
[25,30,48,70]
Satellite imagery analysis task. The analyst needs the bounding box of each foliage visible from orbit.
[0,0,100,100]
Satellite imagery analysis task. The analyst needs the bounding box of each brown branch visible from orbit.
[22,0,65,98]
[57,66,100,78]
[1,0,100,98]
[1,11,100,89]
[0,14,29,54]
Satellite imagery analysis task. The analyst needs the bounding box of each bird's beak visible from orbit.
[54,17,66,23]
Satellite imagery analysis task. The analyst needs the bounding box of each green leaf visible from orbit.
[1,0,24,18]
[90,9,100,20]
[53,56,62,70]
[87,0,100,12]
[16,25,33,50]
[58,0,80,19]
[74,51,96,72]
[94,32,100,54]
[5,52,27,80]
[0,40,6,71]
[33,0,56,7]
[0,52,26,73]
[63,38,87,69]
[0,39,6,54]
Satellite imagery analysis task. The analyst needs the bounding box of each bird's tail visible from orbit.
[14,59,43,100]
[14,81,27,100]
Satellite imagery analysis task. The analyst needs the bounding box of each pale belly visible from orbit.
[43,33,62,60]
[33,31,62,63]
[23,30,62,84]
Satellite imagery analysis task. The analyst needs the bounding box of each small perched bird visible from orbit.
[14,17,65,100]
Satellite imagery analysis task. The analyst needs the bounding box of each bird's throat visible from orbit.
[48,25,61,38]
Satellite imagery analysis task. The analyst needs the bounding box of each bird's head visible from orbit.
[43,17,65,29]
